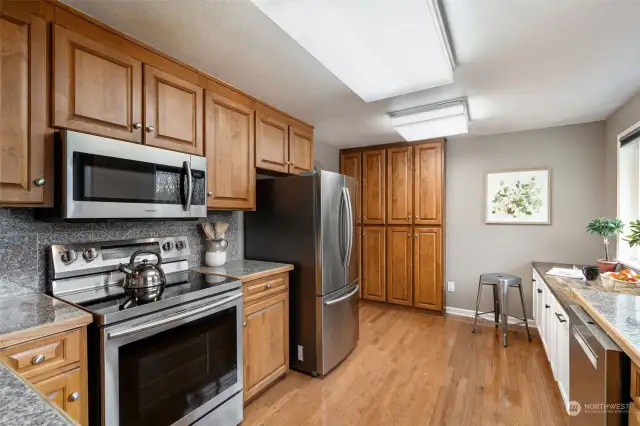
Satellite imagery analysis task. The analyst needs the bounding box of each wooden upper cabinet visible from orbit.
[205,90,255,210]
[53,25,142,142]
[340,152,361,224]
[255,111,289,173]
[414,142,443,225]
[0,8,47,204]
[243,291,289,402]
[143,65,203,155]
[387,146,413,225]
[387,227,413,306]
[289,125,314,175]
[413,227,443,311]
[362,226,386,302]
[362,149,386,224]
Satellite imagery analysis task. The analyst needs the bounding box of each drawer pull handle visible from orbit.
[68,392,80,402]
[243,322,247,327]
[32,355,46,365]
[537,289,542,294]
[545,304,550,309]
[266,284,272,289]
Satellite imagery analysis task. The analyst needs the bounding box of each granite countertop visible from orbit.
[0,294,92,425]
[532,261,640,311]
[192,259,294,282]
[0,363,74,426]
[572,288,640,367]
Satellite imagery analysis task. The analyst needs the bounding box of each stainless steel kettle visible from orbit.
[118,250,166,301]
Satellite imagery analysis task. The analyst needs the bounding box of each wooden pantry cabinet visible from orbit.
[340,139,445,312]
[0,3,49,204]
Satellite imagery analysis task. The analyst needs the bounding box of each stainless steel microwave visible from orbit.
[44,131,207,220]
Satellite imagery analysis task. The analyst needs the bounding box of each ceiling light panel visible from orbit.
[251,0,455,102]
[390,99,468,140]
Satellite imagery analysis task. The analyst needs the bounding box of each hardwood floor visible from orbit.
[243,301,568,426]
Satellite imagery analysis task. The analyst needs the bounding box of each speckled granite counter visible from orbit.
[532,262,640,311]
[0,362,73,426]
[572,288,640,367]
[192,259,294,282]
[0,294,92,425]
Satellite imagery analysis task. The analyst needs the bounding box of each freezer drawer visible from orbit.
[316,283,359,375]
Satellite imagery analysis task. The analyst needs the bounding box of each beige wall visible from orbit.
[604,91,640,224]
[445,122,606,316]
[314,140,339,172]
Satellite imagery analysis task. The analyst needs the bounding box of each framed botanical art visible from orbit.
[485,168,551,225]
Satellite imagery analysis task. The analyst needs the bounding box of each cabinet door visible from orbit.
[532,272,538,322]
[33,368,83,424]
[205,90,255,209]
[143,65,203,155]
[555,299,570,408]
[53,25,142,142]
[340,152,361,224]
[0,8,47,204]
[289,125,314,174]
[414,142,443,225]
[362,226,386,301]
[386,227,412,306]
[243,292,289,402]
[256,111,289,173]
[387,146,413,225]
[355,226,362,298]
[413,227,442,311]
[362,149,386,224]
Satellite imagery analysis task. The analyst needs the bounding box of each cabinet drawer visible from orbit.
[243,274,288,306]
[0,329,81,379]
[632,362,640,407]
[631,402,640,426]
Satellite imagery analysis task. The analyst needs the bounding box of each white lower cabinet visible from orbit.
[532,269,570,410]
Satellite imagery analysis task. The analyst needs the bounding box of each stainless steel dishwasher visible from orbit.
[569,305,629,426]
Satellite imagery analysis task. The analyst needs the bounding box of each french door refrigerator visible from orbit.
[245,170,359,376]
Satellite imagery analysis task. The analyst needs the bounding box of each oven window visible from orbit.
[73,152,205,205]
[118,306,238,426]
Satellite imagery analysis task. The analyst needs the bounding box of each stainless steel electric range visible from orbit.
[48,236,243,426]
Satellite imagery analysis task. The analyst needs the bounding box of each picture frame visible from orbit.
[485,168,551,225]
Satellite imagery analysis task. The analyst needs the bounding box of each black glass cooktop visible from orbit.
[57,271,241,326]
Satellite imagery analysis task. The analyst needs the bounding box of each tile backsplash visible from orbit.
[0,208,240,297]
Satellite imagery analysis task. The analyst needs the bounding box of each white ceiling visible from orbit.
[62,0,640,148]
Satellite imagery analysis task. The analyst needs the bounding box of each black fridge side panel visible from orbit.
[244,176,318,375]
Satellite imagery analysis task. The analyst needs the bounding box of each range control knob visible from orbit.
[175,240,186,251]
[83,248,98,262]
[61,249,78,264]
[162,241,174,252]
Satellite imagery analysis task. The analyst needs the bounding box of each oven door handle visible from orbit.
[107,292,241,339]
[183,160,193,212]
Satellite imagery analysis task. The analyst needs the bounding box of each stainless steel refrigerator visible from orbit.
[245,170,359,376]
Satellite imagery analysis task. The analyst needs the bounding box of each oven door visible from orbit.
[100,290,243,426]
[63,131,206,219]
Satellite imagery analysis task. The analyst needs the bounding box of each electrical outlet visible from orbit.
[298,345,304,361]
[447,281,455,292]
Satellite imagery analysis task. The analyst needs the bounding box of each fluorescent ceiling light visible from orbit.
[390,99,468,141]
[251,0,455,102]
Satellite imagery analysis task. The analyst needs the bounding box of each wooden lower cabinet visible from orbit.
[0,326,89,425]
[362,226,386,301]
[243,273,289,402]
[631,402,640,426]
[413,227,443,311]
[33,368,83,423]
[355,226,362,298]
[387,227,413,306]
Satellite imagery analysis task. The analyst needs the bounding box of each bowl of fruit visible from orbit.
[601,269,640,290]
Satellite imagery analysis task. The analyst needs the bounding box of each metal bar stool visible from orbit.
[471,273,532,347]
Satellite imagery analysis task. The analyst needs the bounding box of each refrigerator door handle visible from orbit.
[338,187,347,266]
[344,186,354,268]
[324,285,360,305]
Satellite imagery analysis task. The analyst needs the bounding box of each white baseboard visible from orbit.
[445,306,537,328]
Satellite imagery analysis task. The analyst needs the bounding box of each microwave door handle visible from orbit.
[183,160,193,211]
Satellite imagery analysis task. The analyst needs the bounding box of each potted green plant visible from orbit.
[586,218,624,272]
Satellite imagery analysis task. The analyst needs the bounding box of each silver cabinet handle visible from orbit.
[325,285,360,306]
[146,125,155,133]
[414,234,417,238]
[34,177,45,186]
[133,122,142,129]
[207,192,213,197]
[243,322,247,327]
[32,355,46,365]
[266,283,271,289]
[415,215,418,219]
[108,293,242,339]
[68,392,80,402]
